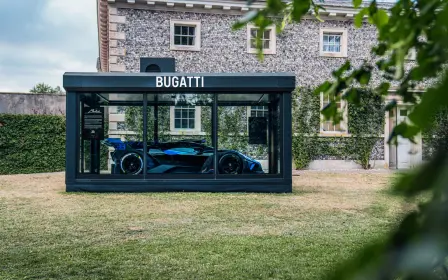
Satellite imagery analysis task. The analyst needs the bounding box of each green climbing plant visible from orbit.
[292,87,384,169]
[345,89,385,169]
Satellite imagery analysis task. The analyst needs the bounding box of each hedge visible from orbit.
[0,114,66,175]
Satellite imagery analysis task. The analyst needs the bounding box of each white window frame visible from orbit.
[170,106,202,134]
[319,92,348,135]
[320,28,348,58]
[247,24,276,55]
[248,106,269,117]
[170,20,201,51]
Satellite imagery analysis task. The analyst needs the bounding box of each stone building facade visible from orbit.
[97,0,423,170]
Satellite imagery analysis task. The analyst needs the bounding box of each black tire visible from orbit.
[120,152,143,175]
[218,153,243,174]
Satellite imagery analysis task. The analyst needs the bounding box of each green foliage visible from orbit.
[124,106,170,141]
[345,90,385,169]
[292,88,384,169]
[30,83,64,94]
[0,114,66,175]
[422,107,448,160]
[237,0,448,277]
[292,87,320,168]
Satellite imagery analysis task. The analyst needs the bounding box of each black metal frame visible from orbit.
[64,72,294,192]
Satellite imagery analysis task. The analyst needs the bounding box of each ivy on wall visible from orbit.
[422,107,448,160]
[345,89,385,169]
[0,114,66,175]
[292,87,385,169]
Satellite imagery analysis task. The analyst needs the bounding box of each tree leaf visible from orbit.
[353,0,362,9]
[354,8,367,28]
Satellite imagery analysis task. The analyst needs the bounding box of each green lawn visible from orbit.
[0,171,406,279]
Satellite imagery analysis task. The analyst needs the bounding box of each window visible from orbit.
[320,93,347,133]
[323,34,342,52]
[174,106,195,129]
[170,20,201,51]
[117,121,127,131]
[247,24,276,55]
[320,28,347,58]
[251,106,268,117]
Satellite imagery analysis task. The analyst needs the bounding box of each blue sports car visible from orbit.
[102,138,264,175]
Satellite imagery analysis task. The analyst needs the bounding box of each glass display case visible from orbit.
[64,72,294,192]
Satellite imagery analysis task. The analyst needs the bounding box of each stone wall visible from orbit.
[0,93,66,115]
[116,9,381,87]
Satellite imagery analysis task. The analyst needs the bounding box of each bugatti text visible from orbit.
[156,76,204,88]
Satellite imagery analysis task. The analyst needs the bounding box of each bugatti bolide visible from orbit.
[102,138,264,175]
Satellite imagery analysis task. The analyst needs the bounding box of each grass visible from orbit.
[0,171,409,279]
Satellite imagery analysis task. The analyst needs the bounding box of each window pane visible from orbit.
[181,36,188,45]
[78,93,144,177]
[174,25,181,35]
[263,30,270,39]
[188,120,195,129]
[175,119,180,128]
[335,35,341,44]
[188,37,194,46]
[181,26,189,35]
[182,119,188,128]
[263,40,270,49]
[250,39,256,49]
[182,110,188,118]
[174,36,181,45]
[175,110,181,118]
[189,26,195,35]
[335,45,340,52]
[250,29,257,38]
[329,36,334,43]
[218,94,281,175]
[323,45,329,52]
[189,110,195,118]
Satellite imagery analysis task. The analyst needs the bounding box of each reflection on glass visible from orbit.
[216,93,281,175]
[78,93,144,176]
[142,93,214,174]
[78,93,281,177]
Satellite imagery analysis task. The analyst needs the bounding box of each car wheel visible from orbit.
[120,152,143,175]
[218,153,243,174]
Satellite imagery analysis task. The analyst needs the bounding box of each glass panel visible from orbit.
[263,40,270,49]
[250,39,256,49]
[174,25,181,35]
[181,119,188,128]
[181,26,189,35]
[174,36,181,45]
[263,30,270,39]
[335,35,341,44]
[181,36,188,45]
[188,37,194,46]
[189,26,195,35]
[250,29,257,38]
[78,93,144,177]
[217,93,281,175]
[400,109,408,117]
[145,93,214,175]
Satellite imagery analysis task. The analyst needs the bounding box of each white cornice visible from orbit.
[110,0,365,17]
